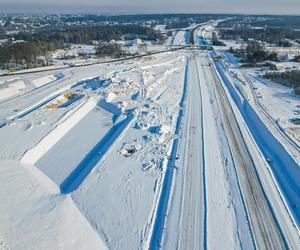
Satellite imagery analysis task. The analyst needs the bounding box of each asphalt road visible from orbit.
[177,53,206,250]
[202,55,286,249]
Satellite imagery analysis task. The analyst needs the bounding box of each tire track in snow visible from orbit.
[177,54,207,250]
[201,56,255,249]
[208,55,287,249]
[147,53,208,250]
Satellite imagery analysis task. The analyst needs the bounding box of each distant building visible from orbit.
[91,40,99,45]
[264,61,285,70]
[124,40,133,46]
[279,53,294,62]
[137,42,148,53]
[12,39,25,44]
[0,39,8,44]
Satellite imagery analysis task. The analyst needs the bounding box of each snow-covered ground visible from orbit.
[247,71,300,143]
[0,51,187,249]
[0,160,108,250]
[0,80,26,100]
[222,52,300,149]
[124,44,166,54]
[0,73,63,101]
[0,26,299,249]
[51,44,96,60]
[217,39,245,50]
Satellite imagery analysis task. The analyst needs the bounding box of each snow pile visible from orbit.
[121,144,136,157]
[107,92,119,102]
[43,91,81,109]
[21,98,97,165]
[159,124,171,143]
[32,74,59,88]
[0,80,25,100]
[72,76,109,90]
[0,161,108,250]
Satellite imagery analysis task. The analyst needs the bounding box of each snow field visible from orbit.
[0,53,186,250]
[70,54,186,249]
[0,161,108,250]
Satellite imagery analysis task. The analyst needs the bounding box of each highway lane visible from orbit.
[154,52,206,250]
[149,53,205,250]
[202,55,286,249]
[176,53,206,250]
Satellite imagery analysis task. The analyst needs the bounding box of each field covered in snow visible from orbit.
[0,51,188,249]
[0,24,299,250]
[222,52,300,156]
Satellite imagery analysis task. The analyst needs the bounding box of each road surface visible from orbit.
[201,54,286,249]
[176,54,206,250]
[160,51,288,250]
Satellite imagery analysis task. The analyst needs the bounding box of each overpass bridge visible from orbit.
[168,44,213,50]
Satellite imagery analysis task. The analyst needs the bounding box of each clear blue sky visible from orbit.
[0,0,299,14]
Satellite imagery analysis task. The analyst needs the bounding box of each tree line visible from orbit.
[0,24,161,70]
[229,41,278,65]
[219,28,300,46]
[12,24,162,44]
[264,71,300,95]
[95,42,132,58]
[61,14,232,26]
[0,40,63,69]
[218,16,300,29]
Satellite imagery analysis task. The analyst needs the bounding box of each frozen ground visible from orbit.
[0,25,299,250]
[0,73,63,101]
[222,52,300,158]
[0,51,188,249]
[246,70,300,143]
[51,44,96,60]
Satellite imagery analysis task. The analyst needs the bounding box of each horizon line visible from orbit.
[0,11,300,16]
